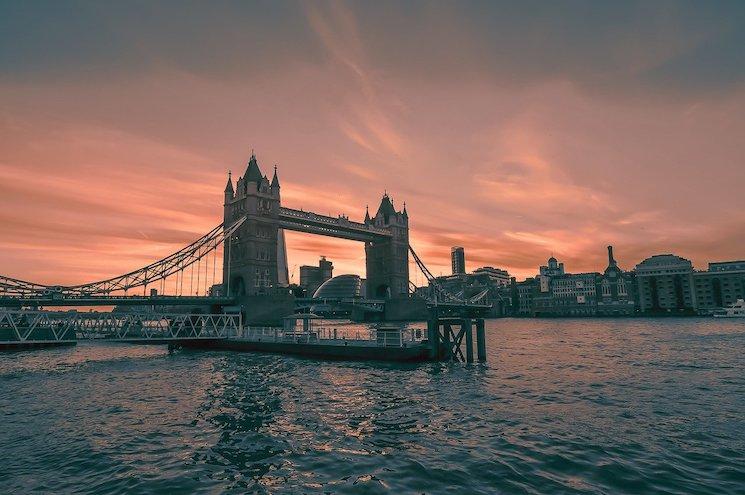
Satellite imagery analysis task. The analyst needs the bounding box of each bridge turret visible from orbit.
[365,193,409,299]
[224,171,234,202]
[223,153,285,297]
[271,165,280,194]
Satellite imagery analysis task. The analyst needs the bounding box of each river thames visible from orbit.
[1,318,743,494]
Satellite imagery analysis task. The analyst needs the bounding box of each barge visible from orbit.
[180,314,432,362]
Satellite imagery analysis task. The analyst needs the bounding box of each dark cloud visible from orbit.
[0,0,323,81]
[2,1,743,97]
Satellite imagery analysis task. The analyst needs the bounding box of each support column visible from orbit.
[476,318,486,362]
[442,323,452,361]
[427,317,439,360]
[464,318,474,363]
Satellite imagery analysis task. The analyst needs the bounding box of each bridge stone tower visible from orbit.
[223,154,286,296]
[364,194,409,299]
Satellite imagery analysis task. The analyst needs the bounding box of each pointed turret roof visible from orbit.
[271,165,280,188]
[403,201,408,217]
[364,205,370,223]
[224,171,234,194]
[376,193,396,218]
[244,153,264,183]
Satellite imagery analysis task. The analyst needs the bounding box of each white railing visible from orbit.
[239,325,426,348]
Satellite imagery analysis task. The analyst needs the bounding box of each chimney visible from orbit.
[607,245,617,266]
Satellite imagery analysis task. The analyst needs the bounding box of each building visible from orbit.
[299,256,333,296]
[539,256,565,277]
[510,277,537,316]
[312,274,363,299]
[473,266,510,287]
[518,248,635,317]
[533,272,599,316]
[635,254,695,313]
[596,246,636,316]
[451,247,466,275]
[692,260,745,313]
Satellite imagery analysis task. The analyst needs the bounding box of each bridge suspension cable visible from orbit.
[0,216,247,298]
[408,244,490,306]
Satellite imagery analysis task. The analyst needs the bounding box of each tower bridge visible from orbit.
[0,153,490,324]
[222,154,409,301]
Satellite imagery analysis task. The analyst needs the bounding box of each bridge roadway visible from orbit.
[295,297,386,313]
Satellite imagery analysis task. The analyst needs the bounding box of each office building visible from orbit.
[299,256,333,296]
[451,247,466,275]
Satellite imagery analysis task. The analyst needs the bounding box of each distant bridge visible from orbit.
[0,295,234,308]
[0,310,241,345]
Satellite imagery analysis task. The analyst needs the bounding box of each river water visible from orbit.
[1,318,743,494]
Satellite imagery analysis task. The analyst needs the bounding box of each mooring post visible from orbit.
[442,323,452,361]
[427,317,438,360]
[464,318,474,363]
[476,318,486,362]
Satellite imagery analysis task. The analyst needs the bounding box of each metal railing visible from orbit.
[239,325,425,348]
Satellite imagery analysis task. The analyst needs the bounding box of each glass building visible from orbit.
[312,274,363,299]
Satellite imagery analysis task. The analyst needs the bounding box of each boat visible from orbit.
[180,313,433,362]
[713,299,745,318]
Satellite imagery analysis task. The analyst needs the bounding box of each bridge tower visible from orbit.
[364,194,409,299]
[223,154,286,296]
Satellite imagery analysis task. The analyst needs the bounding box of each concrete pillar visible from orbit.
[476,318,486,362]
[464,318,474,363]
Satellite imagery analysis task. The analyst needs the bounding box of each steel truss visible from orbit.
[0,310,241,342]
[0,310,77,342]
[0,216,247,298]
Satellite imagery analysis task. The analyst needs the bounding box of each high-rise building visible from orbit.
[299,256,333,296]
[451,246,465,275]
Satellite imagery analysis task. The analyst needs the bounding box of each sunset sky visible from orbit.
[1,1,744,287]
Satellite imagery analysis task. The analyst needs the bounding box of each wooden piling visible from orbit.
[427,318,438,360]
[442,323,452,361]
[476,318,486,362]
[464,318,474,363]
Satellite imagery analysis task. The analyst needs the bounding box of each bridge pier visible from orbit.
[427,315,486,362]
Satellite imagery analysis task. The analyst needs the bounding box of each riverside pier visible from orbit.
[0,309,487,363]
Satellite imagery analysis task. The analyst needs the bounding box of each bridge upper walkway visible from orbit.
[278,207,391,242]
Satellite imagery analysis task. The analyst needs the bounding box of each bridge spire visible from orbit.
[224,170,234,195]
[271,165,280,189]
[245,153,263,184]
[364,205,371,223]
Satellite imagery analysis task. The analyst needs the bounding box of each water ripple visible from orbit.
[1,318,744,493]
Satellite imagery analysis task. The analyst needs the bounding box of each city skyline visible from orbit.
[1,1,744,285]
